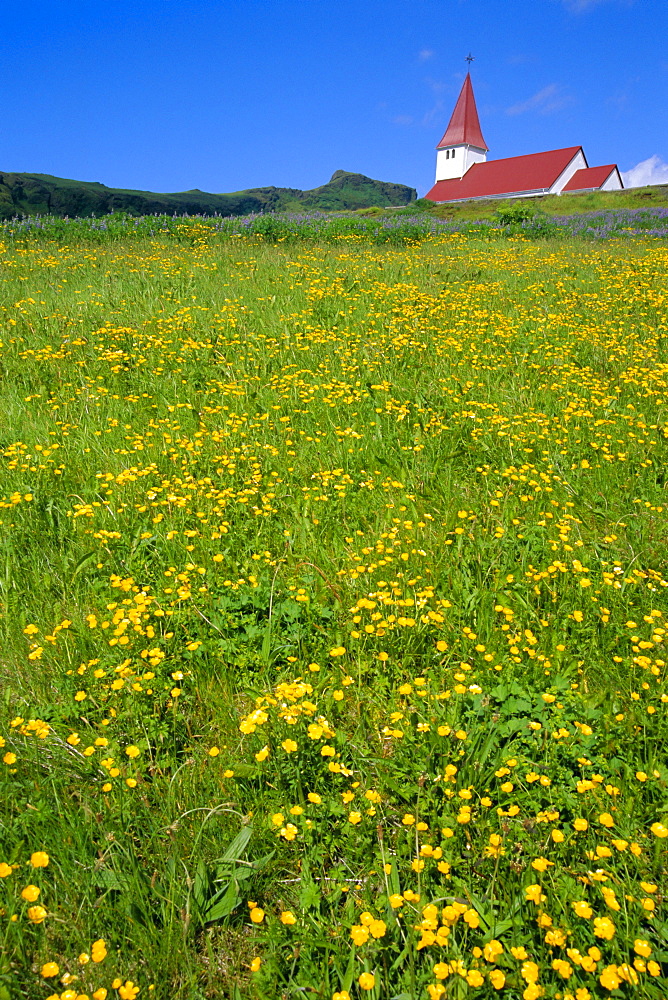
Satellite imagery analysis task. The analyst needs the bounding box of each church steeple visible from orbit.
[435,71,488,182]
[436,73,488,152]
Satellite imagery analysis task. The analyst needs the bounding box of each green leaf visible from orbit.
[218,825,252,863]
[70,549,97,580]
[94,868,133,891]
[387,860,401,898]
[341,944,357,992]
[299,880,321,909]
[203,880,241,922]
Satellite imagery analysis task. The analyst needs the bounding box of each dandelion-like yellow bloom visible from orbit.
[483,939,504,963]
[119,982,140,1000]
[520,961,539,984]
[598,966,621,991]
[91,939,108,963]
[350,924,369,945]
[593,916,616,940]
[522,985,543,1000]
[525,884,545,905]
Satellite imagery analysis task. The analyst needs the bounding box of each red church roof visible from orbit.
[436,73,488,151]
[425,146,585,203]
[562,165,621,192]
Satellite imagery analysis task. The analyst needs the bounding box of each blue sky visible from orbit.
[1,0,666,197]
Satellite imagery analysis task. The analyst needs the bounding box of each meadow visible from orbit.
[0,216,667,1000]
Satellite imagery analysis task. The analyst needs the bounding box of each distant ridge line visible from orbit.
[0,170,417,220]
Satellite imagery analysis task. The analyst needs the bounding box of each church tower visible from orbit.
[435,72,488,182]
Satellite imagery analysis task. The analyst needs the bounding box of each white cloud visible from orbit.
[418,49,434,62]
[622,155,668,188]
[506,84,571,117]
[421,102,445,128]
[563,0,635,11]
[392,114,415,126]
[506,53,536,66]
[564,0,607,10]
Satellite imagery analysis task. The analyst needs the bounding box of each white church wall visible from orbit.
[601,170,623,191]
[463,146,487,175]
[435,144,487,182]
[550,149,587,195]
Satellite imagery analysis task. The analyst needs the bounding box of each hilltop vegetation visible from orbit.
[0,169,416,220]
[3,162,668,227]
[410,182,668,223]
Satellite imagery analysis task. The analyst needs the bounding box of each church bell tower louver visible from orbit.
[435,70,488,182]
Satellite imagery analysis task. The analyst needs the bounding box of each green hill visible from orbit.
[410,183,668,221]
[0,169,416,220]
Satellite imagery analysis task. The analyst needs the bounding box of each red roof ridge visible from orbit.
[475,145,584,167]
[436,73,488,152]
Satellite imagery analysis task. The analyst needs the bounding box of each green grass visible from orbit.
[0,222,666,1000]
[411,183,668,222]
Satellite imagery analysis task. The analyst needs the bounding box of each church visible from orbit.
[425,72,623,203]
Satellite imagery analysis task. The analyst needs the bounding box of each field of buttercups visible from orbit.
[0,219,667,1000]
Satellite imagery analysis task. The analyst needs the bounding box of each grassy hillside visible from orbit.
[2,164,666,225]
[0,169,416,220]
[411,182,668,222]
